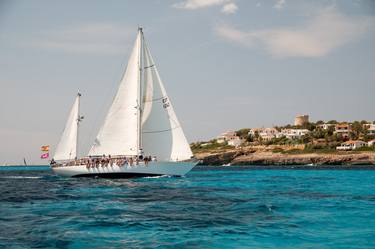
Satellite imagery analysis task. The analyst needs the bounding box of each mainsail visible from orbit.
[54,93,81,161]
[88,28,193,161]
[88,32,141,156]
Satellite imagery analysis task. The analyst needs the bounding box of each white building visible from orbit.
[228,137,242,148]
[259,128,280,140]
[368,139,375,147]
[317,123,335,130]
[334,123,351,138]
[216,131,237,144]
[336,140,367,150]
[281,129,310,139]
[363,123,375,135]
[249,128,280,141]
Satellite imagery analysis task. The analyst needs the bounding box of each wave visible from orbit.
[143,175,169,179]
[0,176,42,179]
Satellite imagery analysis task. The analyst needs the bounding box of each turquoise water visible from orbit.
[0,166,374,249]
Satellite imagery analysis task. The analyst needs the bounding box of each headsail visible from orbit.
[88,31,142,156]
[141,35,193,161]
[54,93,81,161]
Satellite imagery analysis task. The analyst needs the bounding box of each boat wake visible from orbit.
[143,175,169,179]
[1,176,42,179]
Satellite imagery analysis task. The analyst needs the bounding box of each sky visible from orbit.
[0,0,374,164]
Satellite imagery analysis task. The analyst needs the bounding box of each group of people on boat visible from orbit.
[50,154,157,168]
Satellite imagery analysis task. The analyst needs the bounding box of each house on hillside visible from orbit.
[248,128,281,141]
[281,129,310,139]
[336,140,367,150]
[334,123,351,138]
[363,123,375,135]
[228,137,242,147]
[216,131,237,144]
[368,139,375,147]
[317,123,335,130]
[259,128,280,140]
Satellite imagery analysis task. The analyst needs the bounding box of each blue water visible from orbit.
[0,166,374,249]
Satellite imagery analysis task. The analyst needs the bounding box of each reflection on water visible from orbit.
[0,166,374,248]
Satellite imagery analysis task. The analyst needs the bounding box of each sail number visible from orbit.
[162,97,170,109]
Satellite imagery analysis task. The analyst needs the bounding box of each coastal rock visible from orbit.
[195,150,375,166]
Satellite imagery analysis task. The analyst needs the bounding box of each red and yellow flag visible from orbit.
[40,153,49,159]
[41,145,50,152]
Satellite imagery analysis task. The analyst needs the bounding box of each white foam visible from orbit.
[143,175,169,179]
[1,176,42,179]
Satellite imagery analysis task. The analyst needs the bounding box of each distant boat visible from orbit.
[51,28,197,178]
[23,158,27,166]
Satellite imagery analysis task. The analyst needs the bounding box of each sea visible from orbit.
[0,166,374,249]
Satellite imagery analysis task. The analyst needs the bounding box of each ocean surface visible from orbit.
[0,166,374,249]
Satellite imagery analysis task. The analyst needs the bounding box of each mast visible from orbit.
[76,92,82,159]
[137,27,143,156]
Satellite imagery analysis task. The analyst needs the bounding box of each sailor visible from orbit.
[139,148,144,160]
[50,158,56,165]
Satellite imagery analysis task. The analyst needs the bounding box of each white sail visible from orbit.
[141,37,193,161]
[88,31,141,156]
[54,93,81,161]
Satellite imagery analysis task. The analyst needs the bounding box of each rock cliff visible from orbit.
[195,149,375,166]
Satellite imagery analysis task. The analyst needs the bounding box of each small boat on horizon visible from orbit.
[51,28,198,178]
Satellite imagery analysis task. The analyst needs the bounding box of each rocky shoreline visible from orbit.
[195,149,375,166]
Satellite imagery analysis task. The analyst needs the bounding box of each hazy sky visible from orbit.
[1,0,374,164]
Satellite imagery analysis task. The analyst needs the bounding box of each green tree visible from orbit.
[351,121,363,138]
[327,120,338,124]
[236,128,250,139]
[302,122,316,131]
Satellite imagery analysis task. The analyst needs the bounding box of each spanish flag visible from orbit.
[41,145,50,152]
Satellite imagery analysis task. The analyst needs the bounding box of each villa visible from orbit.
[334,123,352,138]
[336,140,367,150]
[368,139,375,147]
[228,137,242,148]
[248,128,280,141]
[363,123,375,135]
[216,131,237,144]
[281,129,310,139]
[317,123,335,130]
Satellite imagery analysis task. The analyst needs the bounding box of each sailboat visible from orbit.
[51,28,197,178]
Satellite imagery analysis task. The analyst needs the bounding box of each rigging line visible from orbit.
[143,96,166,103]
[142,126,181,134]
[144,64,155,69]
